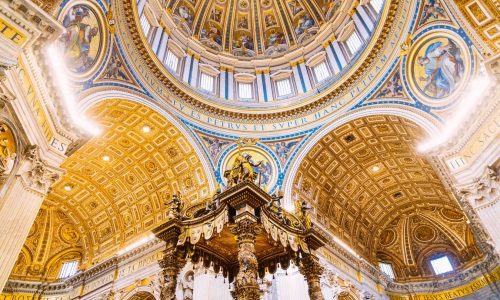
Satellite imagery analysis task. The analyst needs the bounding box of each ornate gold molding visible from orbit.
[120,0,400,122]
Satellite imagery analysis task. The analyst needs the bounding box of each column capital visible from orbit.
[0,73,15,102]
[299,255,325,300]
[458,166,499,207]
[455,166,499,257]
[18,145,63,196]
[231,218,261,242]
[300,255,324,279]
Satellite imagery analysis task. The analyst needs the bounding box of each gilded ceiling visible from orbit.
[167,0,347,57]
[292,115,481,279]
[41,100,210,266]
[453,0,499,54]
[10,205,83,281]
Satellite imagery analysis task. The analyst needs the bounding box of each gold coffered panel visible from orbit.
[292,116,481,279]
[46,100,210,264]
[454,0,500,54]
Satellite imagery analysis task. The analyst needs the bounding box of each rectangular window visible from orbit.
[379,262,395,279]
[371,0,384,12]
[313,62,330,83]
[431,256,454,275]
[164,51,179,73]
[276,78,293,97]
[59,261,79,279]
[140,14,151,38]
[238,82,253,99]
[346,31,363,56]
[200,73,215,93]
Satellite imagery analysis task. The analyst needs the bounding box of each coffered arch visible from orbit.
[45,99,213,266]
[290,115,482,280]
[284,106,440,209]
[77,87,216,189]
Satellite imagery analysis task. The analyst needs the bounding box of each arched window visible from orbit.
[59,260,78,279]
[430,255,454,275]
[378,262,395,279]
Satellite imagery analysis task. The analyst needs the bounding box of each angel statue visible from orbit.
[167,193,182,219]
[295,199,312,229]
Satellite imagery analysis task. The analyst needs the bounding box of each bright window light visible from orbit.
[200,73,215,93]
[45,45,100,136]
[313,62,330,83]
[164,51,179,73]
[379,262,395,279]
[431,256,454,275]
[140,14,151,37]
[238,82,253,99]
[117,234,155,255]
[346,31,363,56]
[59,261,78,279]
[418,74,492,152]
[276,78,293,97]
[371,0,384,12]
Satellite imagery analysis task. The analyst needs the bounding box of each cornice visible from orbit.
[66,257,119,287]
[119,0,400,123]
[4,280,70,295]
[2,0,64,46]
[386,254,500,294]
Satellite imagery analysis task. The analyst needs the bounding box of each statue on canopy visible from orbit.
[224,139,263,187]
[295,198,312,229]
[167,193,182,219]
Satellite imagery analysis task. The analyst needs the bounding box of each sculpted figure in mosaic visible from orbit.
[225,152,262,187]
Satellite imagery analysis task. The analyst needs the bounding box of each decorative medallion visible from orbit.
[60,224,80,243]
[58,1,106,77]
[440,208,464,222]
[407,31,470,106]
[414,224,435,242]
[220,145,277,190]
[379,229,397,247]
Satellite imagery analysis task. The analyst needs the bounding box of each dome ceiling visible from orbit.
[168,0,340,57]
[292,116,481,279]
[44,100,211,265]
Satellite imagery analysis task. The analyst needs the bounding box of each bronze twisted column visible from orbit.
[299,255,325,300]
[158,232,186,300]
[232,218,261,300]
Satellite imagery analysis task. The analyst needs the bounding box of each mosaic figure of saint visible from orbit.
[60,5,100,72]
[417,38,464,98]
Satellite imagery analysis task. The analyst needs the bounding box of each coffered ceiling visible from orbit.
[43,99,211,265]
[292,115,481,279]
